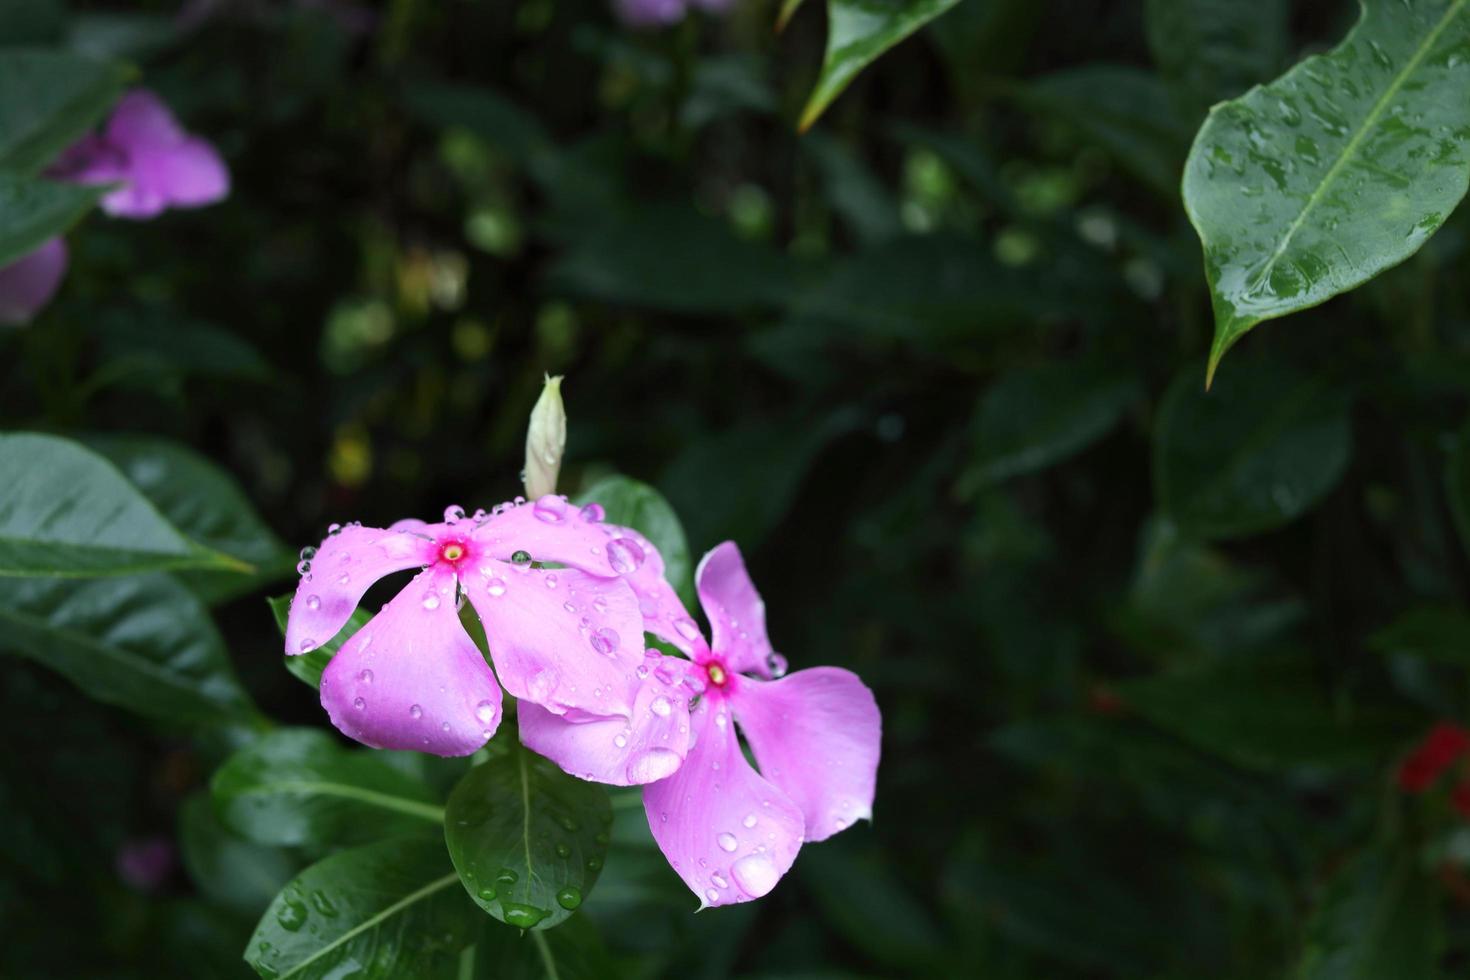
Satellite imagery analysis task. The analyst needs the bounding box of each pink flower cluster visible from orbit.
[0,89,229,326]
[285,496,881,908]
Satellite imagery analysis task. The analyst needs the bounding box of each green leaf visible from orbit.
[1153,362,1352,540]
[87,436,292,604]
[245,837,477,980]
[776,0,809,32]
[213,728,443,849]
[799,0,963,131]
[575,475,693,604]
[1368,605,1470,667]
[1296,848,1440,979]
[1182,0,1470,381]
[1118,648,1415,771]
[0,0,66,47]
[1145,0,1288,113]
[1015,66,1190,196]
[179,793,298,916]
[0,174,102,266]
[0,432,248,577]
[961,359,1139,490]
[268,594,371,689]
[443,747,612,931]
[0,48,128,174]
[0,573,256,725]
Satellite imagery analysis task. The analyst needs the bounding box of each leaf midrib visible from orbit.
[231,779,445,823]
[277,871,460,979]
[1247,0,1470,293]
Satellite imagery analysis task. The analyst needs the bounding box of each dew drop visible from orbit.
[485,577,507,597]
[712,872,729,888]
[422,593,441,610]
[475,700,496,724]
[590,627,620,656]
[650,696,672,717]
[607,537,645,575]
[533,495,567,523]
[544,573,558,589]
[731,854,780,897]
[409,704,423,719]
[742,813,758,829]
[717,832,738,853]
[276,897,308,931]
[305,594,321,611]
[767,652,789,678]
[511,550,532,564]
[674,618,701,641]
[359,669,373,685]
[580,502,605,523]
[614,733,628,749]
[298,638,317,653]
[555,842,572,858]
[353,697,365,710]
[556,886,582,910]
[444,505,466,523]
[705,888,720,903]
[337,573,350,586]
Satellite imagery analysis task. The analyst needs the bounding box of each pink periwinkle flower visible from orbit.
[285,497,692,771]
[522,541,882,908]
[614,0,734,28]
[48,89,230,220]
[0,238,68,326]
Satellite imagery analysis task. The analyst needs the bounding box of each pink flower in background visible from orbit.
[0,239,68,326]
[115,836,175,892]
[526,540,882,908]
[287,497,691,768]
[50,89,230,220]
[614,0,734,28]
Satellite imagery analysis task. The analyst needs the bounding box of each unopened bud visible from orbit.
[523,374,566,500]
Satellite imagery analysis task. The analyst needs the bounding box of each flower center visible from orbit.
[440,541,467,563]
[706,662,728,687]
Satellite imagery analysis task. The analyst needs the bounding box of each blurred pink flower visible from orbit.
[116,836,175,892]
[614,0,734,29]
[0,239,68,326]
[524,541,882,908]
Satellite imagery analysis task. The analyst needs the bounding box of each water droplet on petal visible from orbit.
[767,652,789,678]
[422,593,441,610]
[298,638,317,653]
[731,854,780,897]
[717,832,738,852]
[444,505,466,523]
[742,813,757,829]
[409,704,423,719]
[305,594,321,611]
[544,573,558,589]
[705,888,720,903]
[626,748,680,783]
[650,696,672,717]
[712,872,729,888]
[675,618,701,641]
[579,502,605,523]
[607,537,645,575]
[590,627,620,656]
[337,573,350,586]
[486,577,507,596]
[476,701,496,724]
[511,550,532,564]
[533,495,567,523]
[614,732,628,748]
[353,697,365,710]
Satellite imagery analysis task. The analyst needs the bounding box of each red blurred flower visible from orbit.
[1397,723,1470,793]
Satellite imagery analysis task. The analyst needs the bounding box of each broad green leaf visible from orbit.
[1145,0,1288,113]
[245,837,477,980]
[1016,66,1190,197]
[443,748,612,931]
[0,432,247,577]
[1153,362,1352,540]
[1118,648,1415,771]
[0,174,102,266]
[576,475,693,604]
[960,359,1139,490]
[1296,848,1440,980]
[179,793,298,915]
[268,594,371,689]
[0,573,256,725]
[799,0,963,131]
[0,0,65,46]
[88,436,292,604]
[0,48,128,174]
[776,0,808,32]
[66,12,178,60]
[213,728,443,849]
[1367,605,1470,667]
[1182,0,1470,381]
[469,915,613,980]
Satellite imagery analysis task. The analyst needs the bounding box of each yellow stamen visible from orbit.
[707,663,727,686]
[442,543,464,561]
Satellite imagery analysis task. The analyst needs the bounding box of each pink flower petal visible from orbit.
[732,667,881,842]
[0,238,67,326]
[320,565,501,756]
[519,652,694,785]
[643,698,805,909]
[474,498,703,658]
[464,560,646,716]
[284,524,436,656]
[134,136,230,209]
[696,541,774,677]
[106,90,188,148]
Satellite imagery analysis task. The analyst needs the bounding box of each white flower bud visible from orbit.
[523,374,566,500]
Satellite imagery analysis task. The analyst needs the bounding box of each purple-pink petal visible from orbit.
[519,651,694,785]
[643,697,805,909]
[731,666,881,842]
[696,541,775,678]
[614,0,688,27]
[463,561,645,717]
[284,524,435,656]
[320,565,502,756]
[0,238,68,326]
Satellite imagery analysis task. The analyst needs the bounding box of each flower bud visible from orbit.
[523,374,566,500]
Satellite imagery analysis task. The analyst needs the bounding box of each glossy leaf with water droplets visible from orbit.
[798,0,963,132]
[213,728,443,849]
[444,747,612,931]
[245,836,477,980]
[1183,0,1470,383]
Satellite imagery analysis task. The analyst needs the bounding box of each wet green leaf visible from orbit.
[443,748,612,931]
[1183,0,1470,381]
[0,432,247,577]
[799,0,963,131]
[1153,362,1352,540]
[245,837,476,980]
[213,728,443,849]
[0,174,101,266]
[0,573,256,725]
[179,793,298,916]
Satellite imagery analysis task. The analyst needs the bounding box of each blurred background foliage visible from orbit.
[8,0,1470,976]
